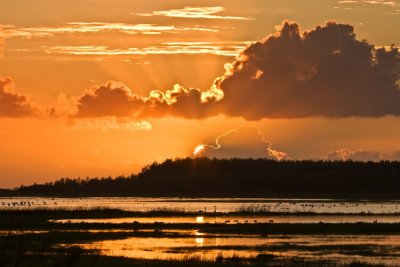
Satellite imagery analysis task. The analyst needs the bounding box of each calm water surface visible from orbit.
[78,232,400,265]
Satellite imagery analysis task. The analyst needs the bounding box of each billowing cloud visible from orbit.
[69,81,223,119]
[214,21,400,119]
[0,77,38,117]
[193,127,286,160]
[136,6,252,20]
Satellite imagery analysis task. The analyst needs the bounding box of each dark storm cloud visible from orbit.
[215,21,400,119]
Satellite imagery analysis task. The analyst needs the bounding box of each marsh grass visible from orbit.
[3,206,400,218]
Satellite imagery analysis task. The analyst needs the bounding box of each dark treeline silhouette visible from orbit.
[3,158,400,198]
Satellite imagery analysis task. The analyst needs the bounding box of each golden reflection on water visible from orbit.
[195,231,204,245]
[79,233,400,265]
[195,237,204,245]
[196,216,204,223]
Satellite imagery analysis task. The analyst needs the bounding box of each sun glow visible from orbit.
[194,145,205,155]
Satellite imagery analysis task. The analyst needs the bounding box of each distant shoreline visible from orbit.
[2,194,400,201]
[2,158,400,199]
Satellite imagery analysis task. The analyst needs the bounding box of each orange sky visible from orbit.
[0,0,400,188]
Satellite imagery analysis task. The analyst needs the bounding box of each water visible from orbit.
[53,214,400,224]
[3,197,400,265]
[2,197,400,214]
[79,232,400,265]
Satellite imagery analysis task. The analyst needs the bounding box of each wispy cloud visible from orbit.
[0,22,217,38]
[385,9,400,14]
[338,0,399,7]
[136,6,252,20]
[67,118,152,132]
[40,41,249,57]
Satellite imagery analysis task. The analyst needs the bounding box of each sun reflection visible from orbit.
[196,216,204,223]
[195,231,204,245]
[194,145,205,155]
[195,237,204,245]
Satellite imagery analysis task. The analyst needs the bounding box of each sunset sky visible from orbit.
[0,0,400,188]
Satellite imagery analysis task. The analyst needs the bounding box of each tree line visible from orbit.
[3,158,400,198]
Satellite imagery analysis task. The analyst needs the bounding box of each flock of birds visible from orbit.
[220,219,275,224]
[231,201,400,213]
[1,200,57,207]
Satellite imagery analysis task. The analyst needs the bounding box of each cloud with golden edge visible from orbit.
[63,81,223,119]
[136,6,253,20]
[213,21,400,119]
[193,126,286,160]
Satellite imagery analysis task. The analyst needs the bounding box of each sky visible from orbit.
[0,0,399,188]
